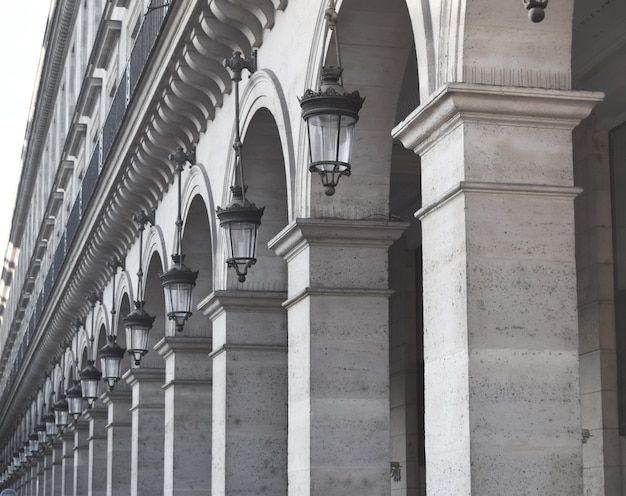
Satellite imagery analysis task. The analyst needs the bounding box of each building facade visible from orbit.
[0,0,624,494]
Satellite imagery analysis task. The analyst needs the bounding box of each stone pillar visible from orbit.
[84,406,107,496]
[62,434,75,496]
[125,367,165,496]
[155,336,212,496]
[393,84,602,495]
[269,220,406,496]
[37,457,45,496]
[52,439,63,495]
[101,387,132,496]
[73,421,90,496]
[199,291,288,496]
[52,439,64,495]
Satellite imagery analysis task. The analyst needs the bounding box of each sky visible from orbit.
[0,1,52,262]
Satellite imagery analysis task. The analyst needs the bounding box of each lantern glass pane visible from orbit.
[166,282,193,318]
[308,113,356,166]
[126,324,150,354]
[29,439,39,454]
[67,395,83,417]
[100,356,122,384]
[225,222,257,261]
[45,420,57,437]
[81,377,99,400]
[55,409,69,428]
[37,429,47,444]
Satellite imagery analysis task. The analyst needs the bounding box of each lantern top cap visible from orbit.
[216,186,265,226]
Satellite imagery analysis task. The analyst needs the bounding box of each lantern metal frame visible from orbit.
[299,0,364,196]
[217,51,265,283]
[522,0,548,22]
[80,293,103,407]
[160,148,199,333]
[98,257,127,391]
[124,210,156,363]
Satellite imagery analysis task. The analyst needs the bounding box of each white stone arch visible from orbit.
[213,69,291,290]
[238,69,296,221]
[143,223,168,277]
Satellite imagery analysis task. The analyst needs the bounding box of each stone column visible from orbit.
[42,446,53,495]
[269,220,406,496]
[101,387,132,496]
[62,433,75,496]
[73,421,90,496]
[155,336,212,496]
[84,406,107,496]
[124,367,165,496]
[52,439,63,495]
[393,84,602,495]
[54,440,64,494]
[37,457,45,496]
[199,291,288,496]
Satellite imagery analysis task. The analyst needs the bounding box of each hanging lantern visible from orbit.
[53,396,69,430]
[98,336,126,390]
[43,411,57,438]
[35,423,47,445]
[160,149,198,333]
[300,1,364,196]
[216,185,264,283]
[79,361,102,406]
[124,302,156,365]
[66,381,84,422]
[300,67,364,196]
[125,210,156,362]
[219,51,265,283]
[160,255,198,333]
[28,433,39,455]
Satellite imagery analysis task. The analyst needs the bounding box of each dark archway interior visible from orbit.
[142,252,167,365]
[180,195,212,334]
[233,107,288,290]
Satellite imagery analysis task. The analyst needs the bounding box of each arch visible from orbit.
[178,193,213,335]
[216,79,291,290]
[298,0,417,218]
[142,250,167,364]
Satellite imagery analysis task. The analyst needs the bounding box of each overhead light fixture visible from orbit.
[124,210,156,364]
[217,51,265,283]
[80,293,103,406]
[160,148,198,332]
[522,0,548,22]
[300,0,364,196]
[98,257,127,390]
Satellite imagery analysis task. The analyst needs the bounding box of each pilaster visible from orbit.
[72,420,90,496]
[200,290,288,496]
[393,83,603,495]
[101,387,132,496]
[269,219,406,496]
[84,406,108,496]
[62,434,74,496]
[124,366,165,496]
[52,439,63,496]
[155,336,213,496]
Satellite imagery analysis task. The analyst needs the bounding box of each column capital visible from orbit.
[154,335,214,359]
[101,387,132,407]
[123,366,165,387]
[198,290,287,320]
[269,218,408,261]
[393,83,603,155]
